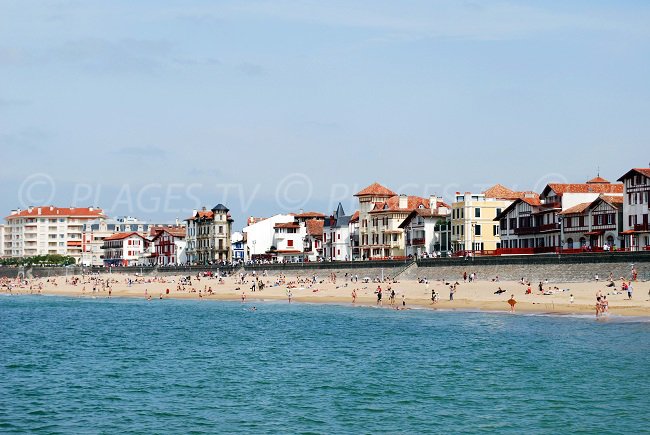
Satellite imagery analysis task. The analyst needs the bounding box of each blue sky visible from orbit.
[1,1,649,229]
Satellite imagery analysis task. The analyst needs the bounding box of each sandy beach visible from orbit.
[4,271,650,318]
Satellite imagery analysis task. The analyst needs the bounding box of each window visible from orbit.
[337,233,340,240]
[474,225,481,236]
[287,240,294,247]
[219,226,223,234]
[493,225,498,236]
[475,208,481,218]
[496,208,502,217]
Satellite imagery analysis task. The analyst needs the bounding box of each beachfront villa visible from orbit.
[4,206,105,262]
[323,203,357,261]
[618,168,650,251]
[101,232,150,267]
[243,214,296,261]
[451,186,519,253]
[185,204,233,264]
[399,199,451,258]
[149,226,187,266]
[231,231,246,262]
[0,224,5,258]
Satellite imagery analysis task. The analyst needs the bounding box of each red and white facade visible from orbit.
[150,227,187,266]
[101,232,150,266]
[618,168,650,251]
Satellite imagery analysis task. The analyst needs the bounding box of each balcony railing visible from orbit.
[539,223,560,232]
[513,227,538,235]
[634,223,650,232]
[411,238,425,245]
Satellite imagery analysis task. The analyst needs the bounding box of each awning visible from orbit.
[620,230,636,235]
[585,230,604,236]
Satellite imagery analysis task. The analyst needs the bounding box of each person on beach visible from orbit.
[241,292,246,303]
[507,295,517,312]
[108,288,112,298]
[376,287,382,306]
[402,294,406,308]
[352,289,357,304]
[431,288,437,304]
[449,285,455,301]
[287,289,293,303]
[570,294,574,304]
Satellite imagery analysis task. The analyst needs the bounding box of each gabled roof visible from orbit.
[398,209,449,228]
[104,231,147,241]
[306,219,324,237]
[493,196,542,221]
[617,168,650,181]
[589,195,623,210]
[369,196,448,214]
[354,182,396,197]
[559,202,592,215]
[483,184,518,200]
[349,211,360,223]
[151,227,187,240]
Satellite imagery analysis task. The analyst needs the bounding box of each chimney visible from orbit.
[202,206,206,211]
[429,195,438,212]
[192,209,197,217]
[28,206,33,213]
[398,194,408,209]
[37,207,42,215]
[175,218,179,226]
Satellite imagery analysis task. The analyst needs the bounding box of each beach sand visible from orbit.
[5,271,650,317]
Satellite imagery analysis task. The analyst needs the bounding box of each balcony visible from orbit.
[411,238,425,246]
[513,227,539,235]
[634,223,650,232]
[539,223,560,232]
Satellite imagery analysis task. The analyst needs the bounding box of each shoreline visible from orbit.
[3,272,649,318]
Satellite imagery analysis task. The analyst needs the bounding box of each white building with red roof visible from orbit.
[4,206,104,261]
[618,168,650,251]
[101,232,150,266]
[243,214,296,261]
[0,224,6,258]
[399,199,451,258]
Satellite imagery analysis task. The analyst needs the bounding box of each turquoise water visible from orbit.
[1,296,649,434]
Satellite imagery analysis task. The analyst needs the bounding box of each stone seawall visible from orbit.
[1,252,648,282]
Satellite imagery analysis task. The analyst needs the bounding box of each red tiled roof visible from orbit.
[587,176,610,184]
[599,195,623,205]
[350,211,360,223]
[354,183,397,197]
[104,232,147,241]
[617,168,650,181]
[521,196,541,206]
[545,183,623,196]
[483,184,517,200]
[306,219,324,237]
[274,222,300,229]
[151,227,187,239]
[559,202,592,215]
[295,211,326,218]
[6,206,104,220]
[185,210,215,221]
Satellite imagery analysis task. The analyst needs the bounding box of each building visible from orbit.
[0,224,5,257]
[243,214,296,261]
[231,231,246,262]
[81,216,155,266]
[185,204,233,264]
[323,203,355,261]
[451,186,518,253]
[101,232,150,266]
[496,177,624,250]
[399,198,451,258]
[4,206,105,262]
[355,182,449,260]
[618,168,650,251]
[559,195,623,250]
[150,227,187,266]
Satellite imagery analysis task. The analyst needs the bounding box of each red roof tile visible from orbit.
[6,206,104,220]
[545,183,623,195]
[369,196,431,213]
[354,183,397,197]
[306,219,324,237]
[586,176,610,184]
[350,211,360,223]
[274,222,300,229]
[295,211,326,218]
[104,232,147,241]
[559,202,592,215]
[617,168,650,181]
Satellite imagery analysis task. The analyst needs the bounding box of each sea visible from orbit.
[1,296,649,434]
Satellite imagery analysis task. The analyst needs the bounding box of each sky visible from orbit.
[1,0,649,229]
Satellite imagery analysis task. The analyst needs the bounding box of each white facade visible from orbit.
[618,169,650,251]
[185,205,233,264]
[4,206,104,262]
[0,224,5,257]
[243,214,295,259]
[151,228,187,266]
[102,232,149,266]
[323,203,353,261]
[401,208,452,258]
[231,231,246,261]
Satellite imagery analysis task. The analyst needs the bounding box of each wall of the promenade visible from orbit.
[1,252,648,282]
